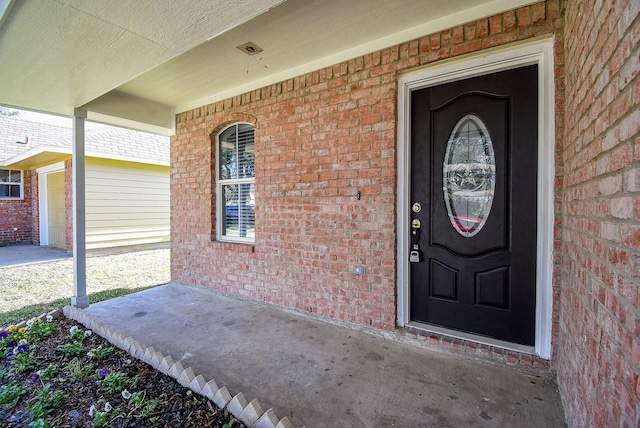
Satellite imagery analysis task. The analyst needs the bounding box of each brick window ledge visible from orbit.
[211,239,255,253]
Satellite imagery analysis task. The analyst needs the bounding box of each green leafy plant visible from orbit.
[11,350,35,373]
[130,375,141,389]
[28,418,55,428]
[66,357,93,383]
[57,326,92,357]
[69,326,91,342]
[28,319,57,343]
[137,399,159,418]
[98,371,129,394]
[0,381,26,409]
[223,418,238,428]
[60,341,84,357]
[28,383,64,420]
[90,402,122,426]
[125,390,143,407]
[38,363,59,381]
[122,390,159,419]
[93,411,112,426]
[87,345,113,359]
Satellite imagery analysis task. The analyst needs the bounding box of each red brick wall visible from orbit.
[0,170,34,245]
[172,2,564,356]
[558,0,639,426]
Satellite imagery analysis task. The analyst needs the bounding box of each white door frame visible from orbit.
[396,37,555,359]
[37,162,66,246]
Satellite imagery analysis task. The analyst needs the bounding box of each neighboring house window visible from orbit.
[217,123,255,243]
[0,169,23,199]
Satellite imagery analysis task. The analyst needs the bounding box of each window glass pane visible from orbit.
[443,114,495,238]
[9,185,20,198]
[236,126,255,179]
[0,184,9,197]
[0,170,9,183]
[221,183,255,239]
[219,125,255,180]
[8,171,21,183]
[219,129,236,180]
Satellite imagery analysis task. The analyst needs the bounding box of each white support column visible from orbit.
[71,109,89,308]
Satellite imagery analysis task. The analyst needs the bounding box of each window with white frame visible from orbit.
[217,123,255,243]
[0,169,23,199]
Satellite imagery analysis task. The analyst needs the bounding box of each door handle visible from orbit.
[411,218,421,240]
[410,218,422,262]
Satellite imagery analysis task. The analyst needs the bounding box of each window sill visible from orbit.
[212,239,255,253]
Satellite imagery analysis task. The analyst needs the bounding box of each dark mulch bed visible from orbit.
[1,316,242,427]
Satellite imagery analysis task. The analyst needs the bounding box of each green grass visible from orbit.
[0,249,170,329]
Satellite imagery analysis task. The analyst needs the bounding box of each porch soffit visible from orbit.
[1,147,70,170]
[0,0,537,134]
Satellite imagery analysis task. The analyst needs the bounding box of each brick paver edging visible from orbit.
[62,306,298,428]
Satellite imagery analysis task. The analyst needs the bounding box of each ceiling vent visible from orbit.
[236,42,263,56]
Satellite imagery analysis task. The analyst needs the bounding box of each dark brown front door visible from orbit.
[409,65,538,346]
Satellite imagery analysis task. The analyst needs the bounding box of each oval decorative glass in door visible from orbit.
[443,114,495,237]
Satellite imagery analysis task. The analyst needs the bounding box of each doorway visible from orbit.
[396,40,555,357]
[38,162,67,249]
[46,171,66,250]
[409,65,537,345]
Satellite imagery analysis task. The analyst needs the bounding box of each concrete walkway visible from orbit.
[0,244,70,268]
[0,242,170,268]
[70,282,566,427]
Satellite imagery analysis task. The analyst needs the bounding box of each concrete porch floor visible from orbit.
[73,282,566,427]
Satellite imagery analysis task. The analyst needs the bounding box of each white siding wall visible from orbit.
[85,158,169,249]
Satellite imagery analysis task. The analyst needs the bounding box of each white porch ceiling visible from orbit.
[0,0,536,134]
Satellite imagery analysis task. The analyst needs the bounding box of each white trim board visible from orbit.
[396,38,555,359]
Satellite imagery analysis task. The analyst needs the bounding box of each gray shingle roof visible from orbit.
[0,115,169,164]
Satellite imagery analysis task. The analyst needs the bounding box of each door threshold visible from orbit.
[407,321,536,355]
